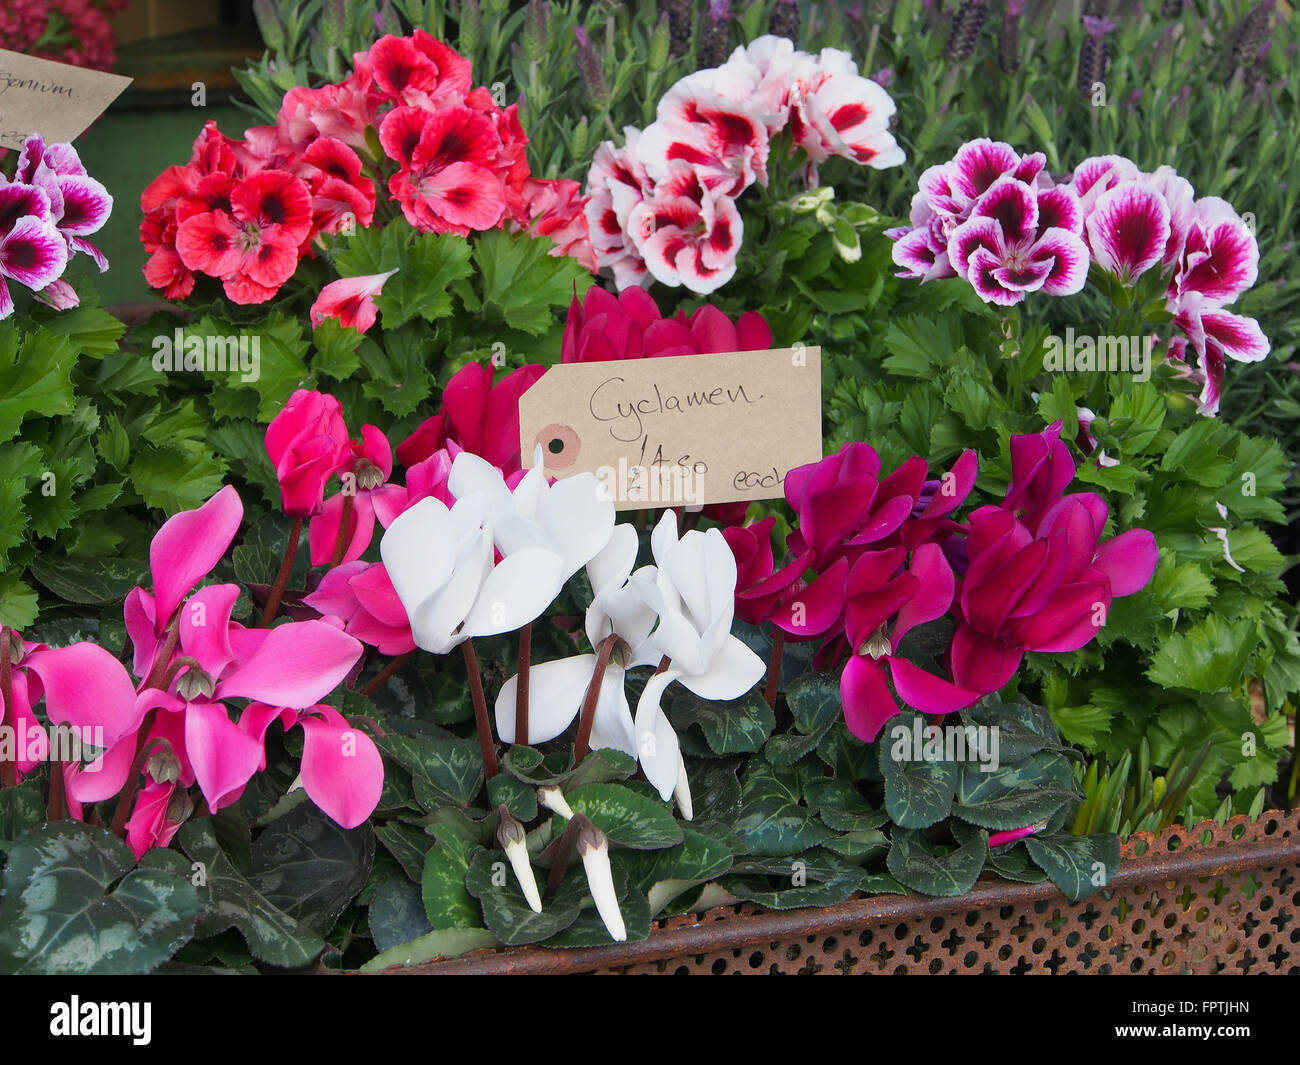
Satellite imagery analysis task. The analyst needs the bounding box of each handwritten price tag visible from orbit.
[0,49,132,150]
[519,346,822,509]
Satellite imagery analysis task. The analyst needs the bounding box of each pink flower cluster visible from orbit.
[889,139,1089,306]
[5,486,382,857]
[0,135,112,319]
[586,34,904,294]
[142,32,594,305]
[1068,155,1267,415]
[0,0,124,73]
[726,421,1157,742]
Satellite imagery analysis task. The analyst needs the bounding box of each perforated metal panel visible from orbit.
[380,810,1300,975]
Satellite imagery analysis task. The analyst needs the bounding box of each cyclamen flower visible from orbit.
[304,561,416,655]
[307,424,407,566]
[561,285,772,363]
[265,389,352,519]
[396,361,545,477]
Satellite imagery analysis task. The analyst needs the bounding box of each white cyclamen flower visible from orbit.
[380,462,566,654]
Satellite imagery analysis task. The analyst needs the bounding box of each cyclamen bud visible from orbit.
[147,743,182,786]
[497,805,542,913]
[576,817,625,941]
[537,785,575,820]
[166,790,196,825]
[674,757,693,822]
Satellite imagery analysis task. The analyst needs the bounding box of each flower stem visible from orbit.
[764,627,785,709]
[360,650,415,697]
[0,628,15,788]
[47,760,65,821]
[259,516,303,626]
[545,813,585,901]
[109,716,163,838]
[573,634,622,764]
[330,495,355,567]
[462,638,498,779]
[516,623,532,747]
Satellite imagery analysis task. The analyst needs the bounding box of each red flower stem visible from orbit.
[140,620,181,694]
[0,628,15,788]
[573,634,622,764]
[360,651,415,697]
[47,759,65,821]
[545,813,586,901]
[330,494,355,568]
[109,716,164,838]
[516,623,532,747]
[764,628,785,709]
[259,516,303,626]
[462,638,498,779]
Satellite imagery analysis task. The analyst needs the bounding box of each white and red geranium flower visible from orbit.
[585,34,904,295]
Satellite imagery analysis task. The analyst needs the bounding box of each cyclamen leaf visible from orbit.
[178,821,325,972]
[566,783,684,850]
[422,833,482,930]
[0,822,200,974]
[1024,832,1120,902]
[886,827,987,897]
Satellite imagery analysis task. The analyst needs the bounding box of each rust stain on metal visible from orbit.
[369,809,1300,975]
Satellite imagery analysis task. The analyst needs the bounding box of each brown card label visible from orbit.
[0,50,132,150]
[519,346,822,509]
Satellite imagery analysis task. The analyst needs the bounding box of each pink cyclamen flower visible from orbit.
[303,561,416,655]
[307,424,407,566]
[264,389,352,518]
[395,362,545,476]
[840,543,981,741]
[948,177,1089,305]
[950,497,1157,695]
[310,268,399,333]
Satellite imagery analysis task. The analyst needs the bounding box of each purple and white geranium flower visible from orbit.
[0,134,113,318]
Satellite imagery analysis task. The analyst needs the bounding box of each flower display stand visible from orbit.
[371,810,1300,975]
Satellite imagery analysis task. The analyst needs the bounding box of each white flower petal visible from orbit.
[677,635,765,701]
[494,654,597,744]
[634,669,683,801]
[588,666,638,758]
[379,497,454,618]
[463,546,565,636]
[540,472,616,579]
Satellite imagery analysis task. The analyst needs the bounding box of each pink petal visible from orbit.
[769,557,848,638]
[888,657,981,715]
[840,654,899,742]
[150,484,244,629]
[1094,529,1157,597]
[22,643,138,744]
[297,705,384,828]
[949,625,1023,694]
[179,583,242,678]
[216,620,363,707]
[893,544,954,647]
[1086,182,1171,283]
[185,701,266,812]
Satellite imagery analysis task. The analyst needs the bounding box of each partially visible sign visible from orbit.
[0,50,132,150]
[519,346,822,510]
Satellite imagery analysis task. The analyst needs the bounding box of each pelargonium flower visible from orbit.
[175,168,313,304]
[947,176,1089,305]
[561,285,772,362]
[310,268,399,333]
[396,361,546,477]
[1084,181,1172,285]
[0,184,67,319]
[890,139,1047,283]
[13,134,113,273]
[363,30,473,109]
[583,130,654,290]
[510,177,596,272]
[623,161,743,294]
[379,103,508,235]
